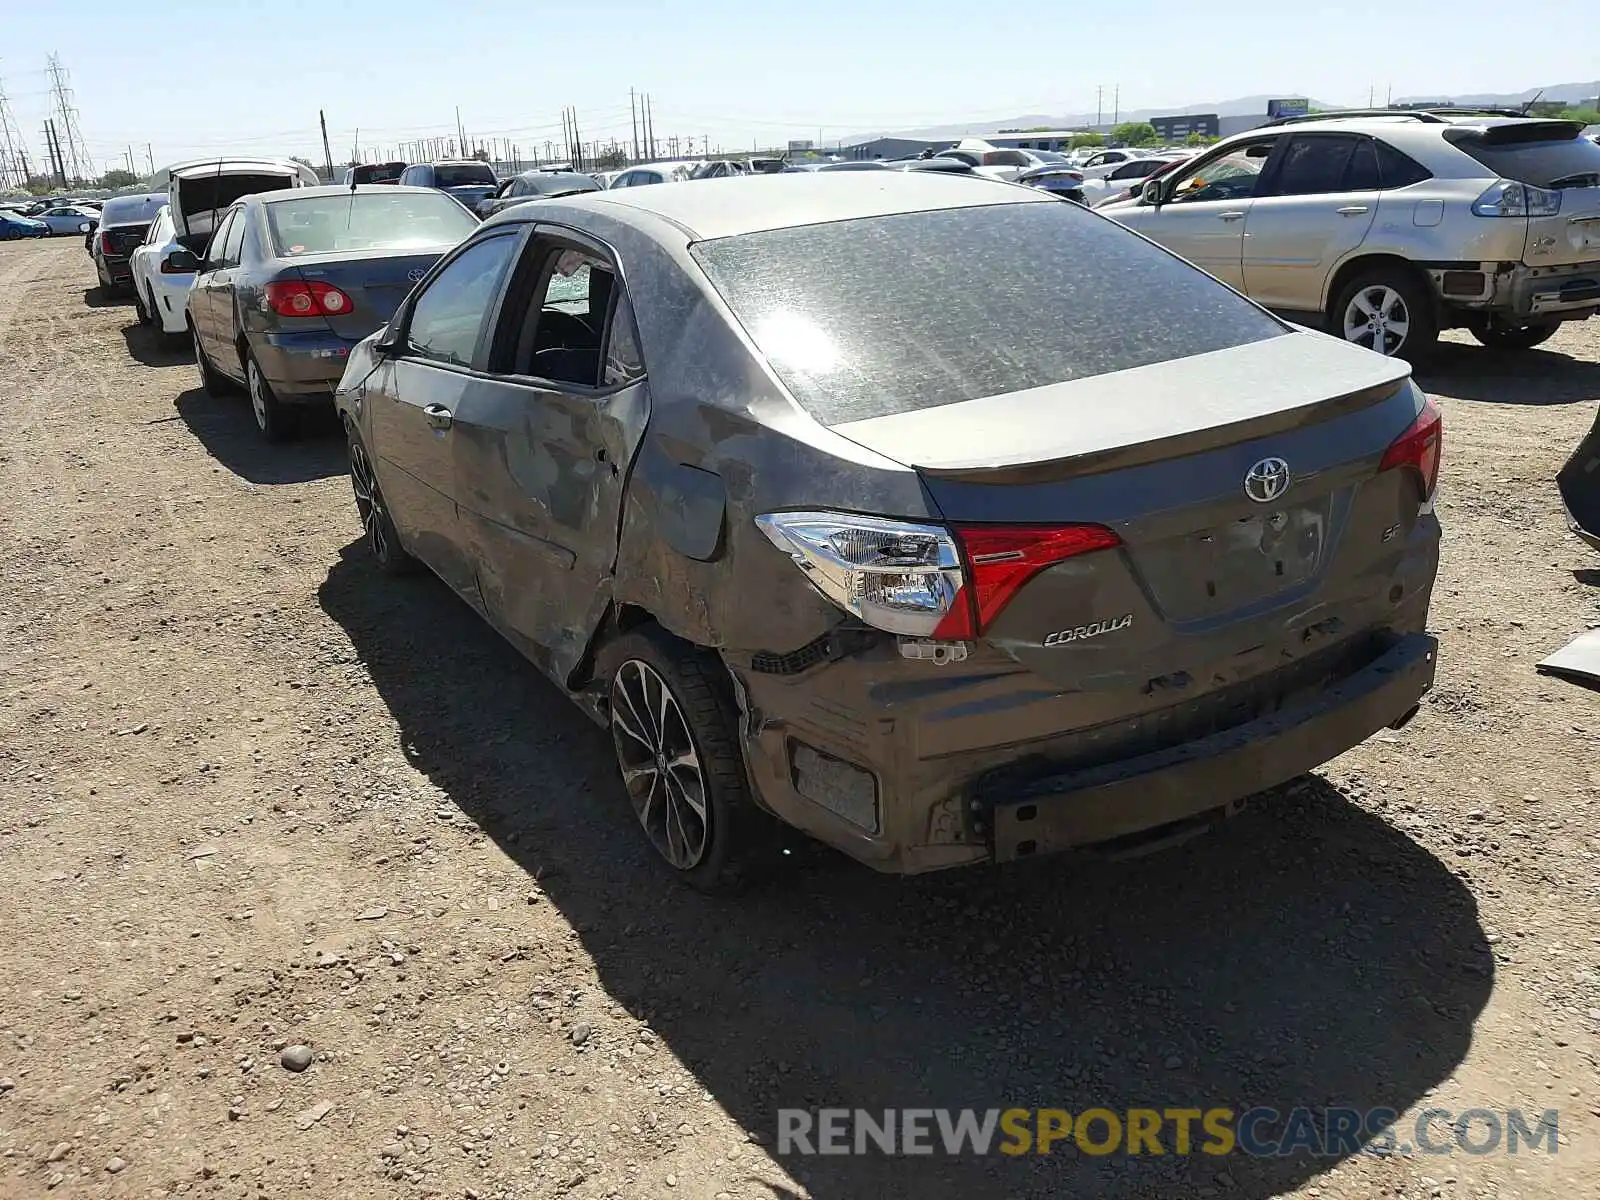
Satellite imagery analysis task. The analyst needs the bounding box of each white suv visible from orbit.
[1101,110,1600,359]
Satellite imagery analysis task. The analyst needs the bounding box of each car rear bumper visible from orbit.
[977,632,1436,861]
[252,330,358,399]
[1434,260,1600,322]
[102,256,134,282]
[733,552,1438,875]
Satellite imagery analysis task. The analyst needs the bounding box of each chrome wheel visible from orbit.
[248,360,269,431]
[610,659,709,870]
[349,440,393,564]
[1342,285,1410,355]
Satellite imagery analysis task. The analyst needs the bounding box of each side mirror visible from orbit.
[1140,178,1165,206]
[78,221,92,234]
[162,249,200,274]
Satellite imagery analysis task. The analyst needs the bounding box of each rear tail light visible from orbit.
[265,280,354,318]
[755,511,1120,641]
[1379,396,1443,500]
[1471,179,1561,218]
[99,232,115,256]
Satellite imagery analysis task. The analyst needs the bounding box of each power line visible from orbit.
[0,73,29,187]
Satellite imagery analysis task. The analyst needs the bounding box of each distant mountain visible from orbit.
[854,94,1338,142]
[1394,82,1598,107]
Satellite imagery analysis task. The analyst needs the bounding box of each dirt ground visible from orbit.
[1,236,1599,1200]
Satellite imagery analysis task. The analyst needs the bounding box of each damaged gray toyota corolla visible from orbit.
[334,172,1442,890]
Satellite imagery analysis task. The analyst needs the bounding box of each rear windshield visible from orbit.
[1445,125,1600,188]
[691,201,1286,425]
[265,192,478,256]
[99,194,166,225]
[351,163,406,185]
[527,172,600,195]
[434,164,496,188]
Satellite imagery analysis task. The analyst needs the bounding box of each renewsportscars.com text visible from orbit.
[777,1107,1560,1158]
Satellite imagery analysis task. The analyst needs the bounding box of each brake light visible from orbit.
[934,524,1122,639]
[1471,179,1561,218]
[264,280,354,318]
[99,231,115,256]
[754,511,1120,642]
[1378,397,1443,499]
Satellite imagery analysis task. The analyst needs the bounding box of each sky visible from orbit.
[2,0,1593,174]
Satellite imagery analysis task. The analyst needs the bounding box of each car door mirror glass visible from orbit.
[78,222,92,234]
[1140,178,1164,206]
[163,249,199,273]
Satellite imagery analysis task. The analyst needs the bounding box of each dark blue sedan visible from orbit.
[0,212,50,240]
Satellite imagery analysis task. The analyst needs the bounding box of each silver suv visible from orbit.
[1102,109,1600,359]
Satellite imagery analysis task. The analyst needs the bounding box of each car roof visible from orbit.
[253,184,444,204]
[498,171,1050,241]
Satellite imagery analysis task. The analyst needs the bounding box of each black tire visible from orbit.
[597,626,783,893]
[1,228,19,242]
[1468,320,1559,352]
[1331,267,1439,362]
[347,432,416,575]
[133,284,152,326]
[192,323,235,396]
[246,353,298,443]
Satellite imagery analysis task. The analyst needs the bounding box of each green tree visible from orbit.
[1068,132,1105,150]
[1185,132,1219,147]
[1111,121,1160,148]
[594,147,628,170]
[98,168,139,189]
[1559,106,1600,126]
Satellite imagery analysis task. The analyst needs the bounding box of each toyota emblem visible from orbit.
[1243,456,1291,504]
[407,268,427,282]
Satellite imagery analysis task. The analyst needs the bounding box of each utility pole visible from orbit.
[570,108,583,170]
[319,110,335,181]
[456,106,466,156]
[1113,85,1119,126]
[630,88,640,161]
[46,54,92,182]
[645,94,656,159]
[1096,85,1103,129]
[145,143,154,175]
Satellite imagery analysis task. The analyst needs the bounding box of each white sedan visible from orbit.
[127,204,194,348]
[35,205,98,236]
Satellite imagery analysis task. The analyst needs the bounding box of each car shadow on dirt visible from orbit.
[1418,340,1600,405]
[319,541,1493,1200]
[119,320,193,369]
[82,284,130,309]
[173,386,346,485]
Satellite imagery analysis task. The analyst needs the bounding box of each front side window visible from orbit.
[404,233,519,368]
[500,246,617,387]
[204,211,234,264]
[1168,141,1275,203]
[692,201,1286,426]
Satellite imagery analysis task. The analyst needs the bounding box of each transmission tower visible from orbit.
[45,53,93,183]
[0,74,28,188]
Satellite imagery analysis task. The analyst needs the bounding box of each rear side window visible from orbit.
[1444,126,1600,188]
[1374,141,1432,188]
[692,202,1286,425]
[1272,136,1359,196]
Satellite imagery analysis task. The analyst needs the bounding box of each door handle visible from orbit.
[1336,205,1370,215]
[422,404,453,430]
[1218,210,1246,221]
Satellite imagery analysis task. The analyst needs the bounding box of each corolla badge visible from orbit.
[1043,613,1133,647]
[407,267,428,281]
[1243,456,1291,504]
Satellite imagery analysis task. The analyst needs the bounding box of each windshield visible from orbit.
[265,192,478,256]
[434,164,496,188]
[99,194,166,225]
[692,201,1285,425]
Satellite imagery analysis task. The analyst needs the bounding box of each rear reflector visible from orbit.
[265,280,354,318]
[1378,397,1443,499]
[934,524,1122,640]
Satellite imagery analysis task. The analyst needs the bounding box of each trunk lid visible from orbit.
[1526,185,1600,268]
[281,248,448,340]
[171,166,304,240]
[834,332,1426,689]
[1445,121,1600,268]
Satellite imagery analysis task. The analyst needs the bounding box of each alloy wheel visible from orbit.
[1342,285,1410,356]
[248,361,269,432]
[610,659,710,870]
[348,441,393,564]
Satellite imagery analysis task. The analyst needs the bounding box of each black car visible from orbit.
[183,184,478,441]
[396,160,498,215]
[480,170,601,218]
[333,174,1441,891]
[92,193,166,295]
